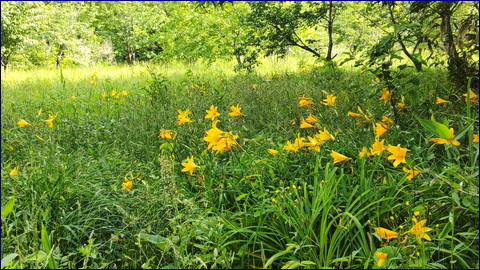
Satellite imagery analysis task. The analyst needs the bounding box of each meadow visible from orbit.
[1,58,478,269]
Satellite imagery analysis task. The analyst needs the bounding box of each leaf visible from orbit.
[1,253,18,269]
[408,77,420,86]
[138,233,168,250]
[1,197,15,219]
[432,121,451,140]
[24,251,47,261]
[235,193,249,201]
[453,122,473,141]
[415,116,439,137]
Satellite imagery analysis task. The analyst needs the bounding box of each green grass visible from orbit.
[2,58,478,269]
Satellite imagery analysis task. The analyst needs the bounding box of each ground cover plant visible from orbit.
[1,1,478,269]
[2,58,478,269]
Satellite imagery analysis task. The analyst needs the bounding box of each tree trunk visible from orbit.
[56,44,66,69]
[438,2,473,90]
[326,1,334,61]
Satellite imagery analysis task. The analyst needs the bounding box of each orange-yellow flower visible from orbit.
[9,167,18,176]
[375,227,399,240]
[283,133,306,152]
[359,147,371,158]
[17,119,30,127]
[403,166,422,180]
[122,177,133,191]
[429,128,460,146]
[375,252,388,267]
[386,144,409,167]
[177,109,193,125]
[121,91,128,96]
[305,114,319,124]
[348,112,363,117]
[397,102,406,109]
[101,92,108,98]
[228,104,244,117]
[299,99,315,109]
[305,136,324,152]
[203,121,239,153]
[331,150,351,164]
[405,217,433,242]
[374,123,389,138]
[267,149,280,156]
[159,129,175,140]
[473,134,478,143]
[379,88,391,104]
[90,80,96,86]
[297,95,313,101]
[205,105,220,120]
[462,90,478,103]
[382,116,394,125]
[111,90,118,96]
[44,114,57,129]
[300,119,314,129]
[318,128,334,141]
[436,97,449,104]
[181,156,200,176]
[320,95,336,106]
[371,139,387,155]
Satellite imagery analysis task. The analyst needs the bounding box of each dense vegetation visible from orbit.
[1,1,478,269]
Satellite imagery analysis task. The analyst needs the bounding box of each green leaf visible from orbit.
[41,223,57,269]
[415,116,439,137]
[1,253,18,269]
[235,193,249,201]
[433,121,451,140]
[453,122,473,141]
[138,233,168,250]
[1,197,15,219]
[24,251,47,261]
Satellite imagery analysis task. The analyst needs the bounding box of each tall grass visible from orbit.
[2,57,478,269]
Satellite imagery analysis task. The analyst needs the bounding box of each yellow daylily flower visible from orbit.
[359,147,371,158]
[228,104,244,117]
[348,112,363,117]
[386,144,409,167]
[159,129,175,140]
[122,178,133,191]
[17,119,30,127]
[9,167,18,176]
[375,227,399,240]
[320,95,336,106]
[44,114,57,129]
[374,123,389,138]
[177,109,193,125]
[405,217,433,242]
[181,156,200,176]
[305,136,324,152]
[370,139,387,155]
[382,116,394,125]
[330,150,351,164]
[298,99,315,109]
[300,119,314,129]
[318,128,334,141]
[403,166,422,180]
[267,149,280,156]
[305,114,319,124]
[379,88,391,104]
[375,252,388,267]
[473,134,478,143]
[429,128,460,146]
[436,97,449,104]
[205,105,220,120]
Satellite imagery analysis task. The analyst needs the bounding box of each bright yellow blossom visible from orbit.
[371,139,387,155]
[359,147,371,158]
[159,129,175,140]
[382,116,394,125]
[375,252,388,267]
[228,104,244,117]
[331,150,351,164]
[17,119,30,127]
[405,217,433,242]
[318,128,334,141]
[375,227,398,240]
[300,119,314,129]
[177,109,193,125]
[111,90,118,96]
[462,90,478,103]
[102,93,108,98]
[375,123,389,138]
[181,156,200,176]
[121,91,128,96]
[203,121,239,153]
[386,144,409,167]
[473,134,478,143]
[122,177,133,191]
[320,95,336,106]
[305,136,324,152]
[299,99,315,109]
[205,105,220,120]
[403,167,422,180]
[305,114,319,124]
[429,128,460,146]
[348,112,363,117]
[9,167,18,176]
[44,114,57,129]
[436,97,449,104]
[379,88,391,104]
[267,149,280,156]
